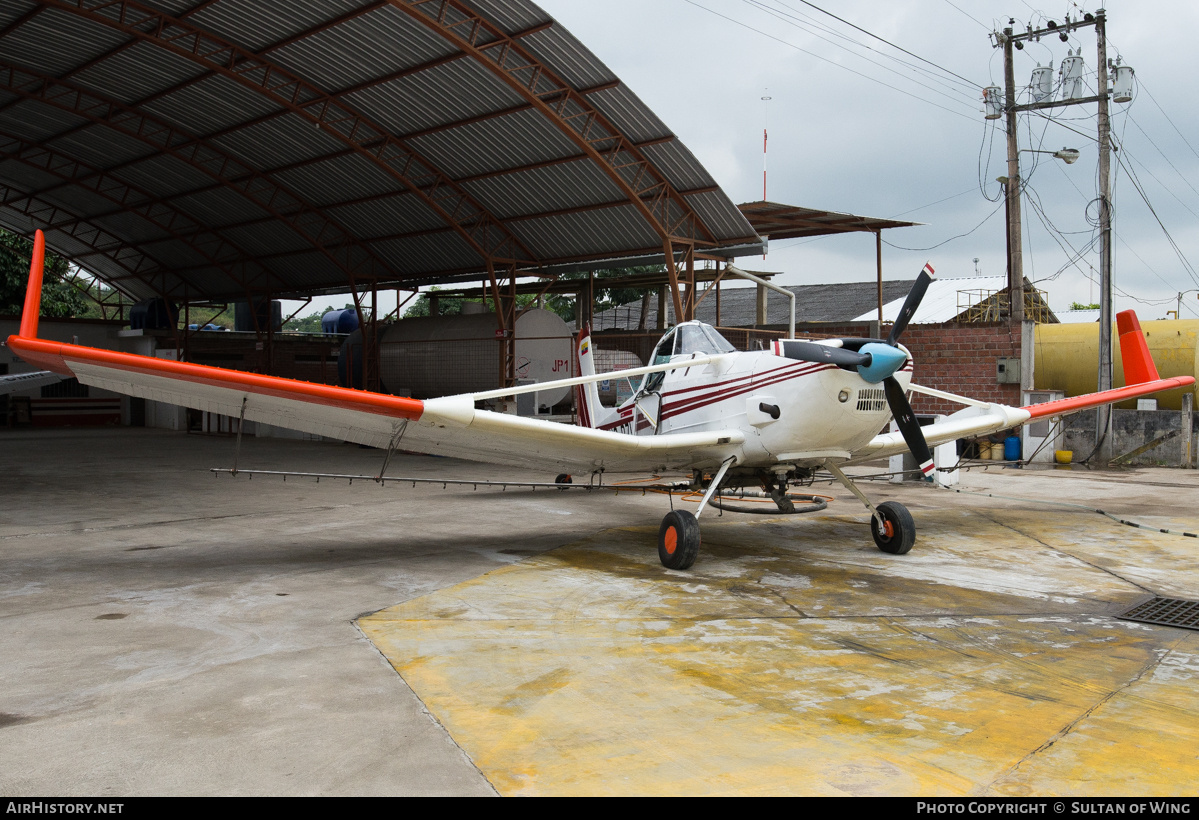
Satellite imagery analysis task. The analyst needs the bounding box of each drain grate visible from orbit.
[1116,596,1199,631]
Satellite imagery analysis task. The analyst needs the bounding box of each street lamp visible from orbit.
[1020,147,1081,164]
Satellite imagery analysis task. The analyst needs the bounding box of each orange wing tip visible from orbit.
[18,229,45,339]
[1116,309,1160,384]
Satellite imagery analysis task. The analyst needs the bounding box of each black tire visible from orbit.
[658,509,701,570]
[554,473,572,489]
[871,501,915,555]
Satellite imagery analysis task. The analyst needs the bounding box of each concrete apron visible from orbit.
[360,506,1199,797]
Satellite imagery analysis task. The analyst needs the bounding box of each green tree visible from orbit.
[1069,301,1100,310]
[543,265,663,322]
[0,228,89,318]
[283,304,358,333]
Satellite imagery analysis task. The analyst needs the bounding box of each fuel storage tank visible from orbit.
[1034,319,1198,409]
[372,308,574,405]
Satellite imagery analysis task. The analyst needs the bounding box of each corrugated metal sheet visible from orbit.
[141,74,284,136]
[0,159,60,195]
[173,187,271,231]
[269,5,455,94]
[189,0,379,54]
[49,129,155,170]
[2,7,129,77]
[0,2,38,29]
[273,152,402,208]
[210,113,347,170]
[0,99,85,142]
[71,41,207,105]
[852,276,1012,324]
[509,206,661,260]
[461,0,548,36]
[640,140,717,193]
[686,192,762,243]
[0,0,758,301]
[585,85,672,146]
[346,57,526,138]
[407,107,579,181]
[519,26,615,93]
[463,160,622,220]
[367,231,482,276]
[115,154,220,201]
[325,192,447,240]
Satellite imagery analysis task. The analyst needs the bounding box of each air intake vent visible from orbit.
[856,388,887,412]
[1116,596,1199,632]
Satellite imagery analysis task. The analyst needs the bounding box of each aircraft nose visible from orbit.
[855,343,907,384]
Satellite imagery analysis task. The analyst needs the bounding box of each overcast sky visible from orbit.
[530,0,1199,320]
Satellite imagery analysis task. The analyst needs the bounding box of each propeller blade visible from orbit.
[778,339,870,369]
[886,262,936,346]
[883,376,935,478]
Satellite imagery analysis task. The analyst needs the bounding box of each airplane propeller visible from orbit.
[778,262,937,477]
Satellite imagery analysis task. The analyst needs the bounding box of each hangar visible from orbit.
[3,0,1199,799]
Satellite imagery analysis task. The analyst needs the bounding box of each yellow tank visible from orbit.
[1033,319,1198,410]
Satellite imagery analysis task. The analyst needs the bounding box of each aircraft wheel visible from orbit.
[659,510,700,570]
[871,501,915,555]
[554,473,572,490]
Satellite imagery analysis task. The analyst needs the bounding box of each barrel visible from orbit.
[1004,435,1021,461]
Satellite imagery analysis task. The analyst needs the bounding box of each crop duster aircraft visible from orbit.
[8,231,1194,570]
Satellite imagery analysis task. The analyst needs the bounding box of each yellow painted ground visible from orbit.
[359,509,1199,796]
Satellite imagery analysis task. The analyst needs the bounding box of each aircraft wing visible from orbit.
[847,375,1195,466]
[7,232,741,474]
[0,369,61,395]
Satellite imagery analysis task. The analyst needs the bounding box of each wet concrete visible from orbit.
[2,427,1197,795]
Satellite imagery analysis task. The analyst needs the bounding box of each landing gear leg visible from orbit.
[657,456,736,570]
[825,462,916,555]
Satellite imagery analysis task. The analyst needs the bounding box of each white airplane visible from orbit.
[8,231,1194,569]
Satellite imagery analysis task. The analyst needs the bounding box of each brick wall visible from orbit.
[900,322,1023,415]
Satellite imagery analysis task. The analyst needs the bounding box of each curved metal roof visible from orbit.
[0,0,760,302]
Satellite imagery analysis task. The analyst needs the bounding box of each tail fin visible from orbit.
[1116,310,1160,385]
[573,326,619,429]
[18,229,45,339]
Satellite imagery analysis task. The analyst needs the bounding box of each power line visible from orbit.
[940,0,991,32]
[787,0,985,89]
[743,0,981,108]
[757,0,981,102]
[882,200,1005,251]
[682,0,980,123]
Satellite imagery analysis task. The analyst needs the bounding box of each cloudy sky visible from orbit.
[535,0,1199,320]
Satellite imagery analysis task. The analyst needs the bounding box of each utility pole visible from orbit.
[1001,25,1024,324]
[1094,10,1114,463]
[993,9,1118,461]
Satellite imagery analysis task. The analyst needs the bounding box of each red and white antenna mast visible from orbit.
[761,92,771,201]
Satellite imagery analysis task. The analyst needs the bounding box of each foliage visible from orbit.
[403,265,664,322]
[544,265,663,322]
[0,229,89,319]
[282,304,358,333]
[1069,301,1101,310]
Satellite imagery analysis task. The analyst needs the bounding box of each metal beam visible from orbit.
[0,60,395,299]
[0,131,279,294]
[393,0,715,247]
[40,0,537,267]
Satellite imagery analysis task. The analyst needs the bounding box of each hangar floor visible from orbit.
[1,427,1196,796]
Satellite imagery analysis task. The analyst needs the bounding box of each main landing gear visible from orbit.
[652,459,917,570]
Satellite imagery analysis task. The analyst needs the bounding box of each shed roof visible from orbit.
[595,279,918,330]
[738,201,919,240]
[0,0,760,303]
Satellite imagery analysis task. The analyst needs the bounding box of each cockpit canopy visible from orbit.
[651,322,737,365]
